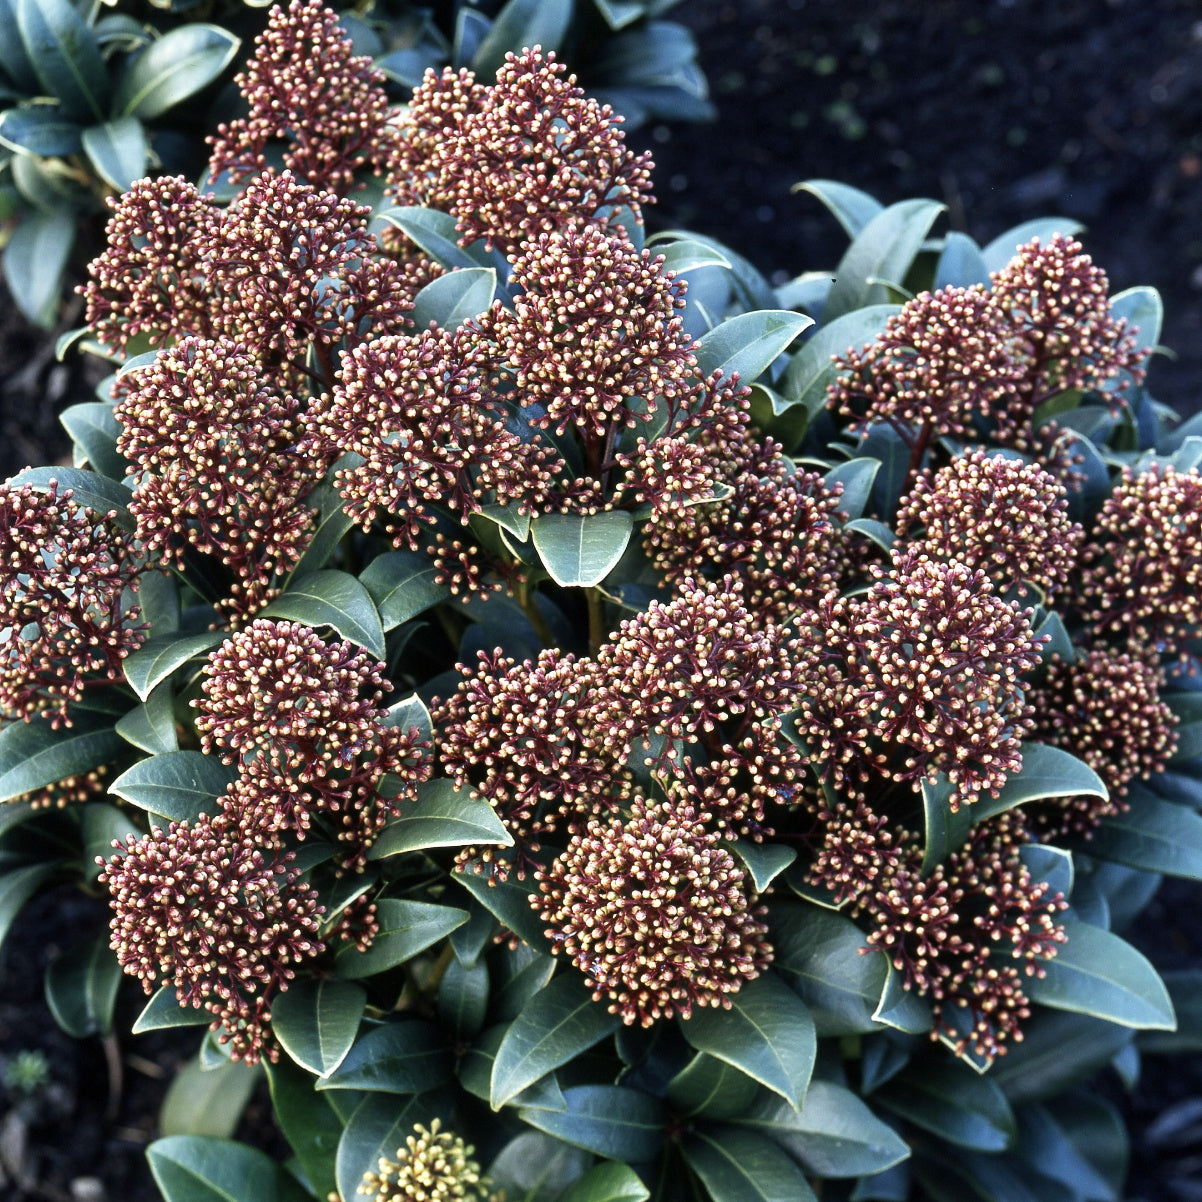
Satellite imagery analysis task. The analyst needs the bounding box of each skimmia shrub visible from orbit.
[1,4,1200,1201]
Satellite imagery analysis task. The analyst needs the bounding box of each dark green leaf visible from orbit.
[985,744,1107,816]
[684,1127,819,1202]
[261,571,385,660]
[792,179,884,239]
[1019,843,1074,900]
[82,116,147,190]
[1015,1099,1124,1202]
[317,1019,451,1092]
[558,1162,650,1202]
[724,840,796,893]
[0,718,124,803]
[16,0,109,122]
[824,199,945,322]
[114,24,240,119]
[531,510,634,588]
[871,965,933,1035]
[0,104,82,156]
[335,898,468,979]
[876,1061,1016,1152]
[652,235,732,275]
[375,206,482,270]
[437,957,489,1040]
[108,750,234,823]
[79,803,140,880]
[680,972,815,1107]
[410,266,497,329]
[823,458,879,520]
[492,948,556,1023]
[933,231,989,289]
[491,972,619,1108]
[770,902,889,1036]
[733,1082,910,1178]
[3,209,75,327]
[1088,787,1202,879]
[486,1131,590,1202]
[1027,919,1175,1029]
[370,777,512,859]
[453,860,549,949]
[60,401,126,480]
[7,466,134,530]
[520,1084,664,1161]
[265,1057,341,1201]
[383,694,433,742]
[980,219,1086,273]
[694,309,813,386]
[288,482,355,579]
[148,1134,310,1202]
[361,550,450,631]
[459,1025,567,1112]
[122,631,225,702]
[778,305,897,410]
[1140,969,1202,1053]
[44,932,122,1038]
[160,1057,260,1138]
[666,1050,759,1119]
[272,979,365,1078]
[334,1094,439,1202]
[0,863,56,952]
[1110,285,1163,357]
[471,0,573,78]
[132,985,213,1034]
[115,686,179,756]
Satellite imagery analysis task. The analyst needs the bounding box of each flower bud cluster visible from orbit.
[0,481,145,726]
[357,1119,501,1202]
[194,619,431,870]
[98,812,324,1063]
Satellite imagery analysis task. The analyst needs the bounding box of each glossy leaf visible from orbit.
[532,510,634,587]
[109,750,234,823]
[437,958,489,1040]
[261,571,385,660]
[778,304,897,410]
[114,24,240,119]
[492,949,556,1023]
[558,1162,649,1202]
[148,1134,310,1202]
[411,266,497,329]
[694,309,813,386]
[132,985,213,1034]
[44,933,122,1038]
[361,549,450,631]
[933,230,989,289]
[770,902,889,1036]
[454,860,549,948]
[160,1058,260,1139]
[487,1131,590,1202]
[370,777,512,859]
[680,972,815,1107]
[60,401,126,480]
[0,718,124,803]
[1088,788,1202,879]
[1110,284,1164,356]
[792,179,885,239]
[334,1094,435,1202]
[335,898,467,979]
[287,482,355,579]
[666,1051,760,1119]
[376,206,482,270]
[0,863,56,952]
[0,104,82,156]
[16,0,109,122]
[122,631,225,701]
[876,1062,1016,1152]
[82,116,147,190]
[471,0,573,77]
[871,965,933,1035]
[115,686,179,756]
[825,199,945,322]
[725,840,796,893]
[459,1025,567,1112]
[265,1057,341,1201]
[733,1082,910,1178]
[1026,919,1175,1029]
[317,1019,451,1093]
[824,458,879,520]
[520,1084,664,1161]
[491,972,619,1108]
[684,1127,819,1202]
[272,979,365,1078]
[3,209,75,327]
[980,218,1086,273]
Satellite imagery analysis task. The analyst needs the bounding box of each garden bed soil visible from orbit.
[3,1,1202,1198]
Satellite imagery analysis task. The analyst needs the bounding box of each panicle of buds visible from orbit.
[989,233,1146,420]
[643,439,845,625]
[114,336,315,616]
[493,225,697,440]
[0,482,145,725]
[1029,648,1178,836]
[1079,464,1202,654]
[194,620,430,867]
[896,449,1083,601]
[829,285,1022,439]
[388,48,654,256]
[809,799,906,905]
[599,576,802,746]
[314,324,561,550]
[80,176,218,356]
[357,1119,501,1202]
[536,796,772,1025]
[98,812,324,1063]
[207,0,395,194]
[433,648,633,874]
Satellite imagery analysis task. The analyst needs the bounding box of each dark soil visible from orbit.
[3,1,1202,1199]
